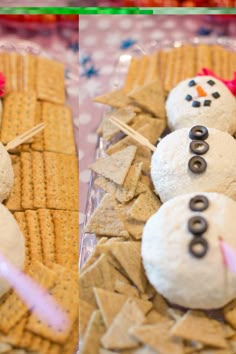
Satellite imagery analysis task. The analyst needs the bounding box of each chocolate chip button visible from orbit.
[190,140,209,155]
[189,195,209,212]
[189,237,208,258]
[192,101,201,108]
[189,125,209,140]
[188,215,208,235]
[188,156,207,174]
[188,80,196,87]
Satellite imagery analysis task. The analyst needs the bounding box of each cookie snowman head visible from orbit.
[141,192,236,309]
[166,76,236,135]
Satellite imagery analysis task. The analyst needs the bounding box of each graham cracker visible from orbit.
[94,288,152,328]
[1,91,37,146]
[128,191,161,222]
[9,53,20,91]
[229,51,236,81]
[171,311,228,349]
[51,210,78,272]
[81,310,106,354]
[123,57,140,93]
[101,298,146,350]
[23,54,37,91]
[196,44,212,73]
[116,162,142,204]
[85,193,130,238]
[44,151,78,211]
[31,151,46,209]
[164,48,176,93]
[60,320,78,354]
[0,261,56,334]
[37,102,76,155]
[129,79,166,119]
[212,45,224,78]
[80,299,97,338]
[0,316,28,346]
[31,101,44,151]
[89,145,137,186]
[159,50,168,85]
[26,270,78,343]
[14,211,31,269]
[94,89,132,109]
[79,253,128,307]
[146,52,159,84]
[110,241,147,293]
[36,57,65,104]
[37,209,56,266]
[1,53,11,94]
[25,210,43,263]
[181,45,196,80]
[135,55,150,88]
[170,46,185,89]
[130,321,182,354]
[21,152,34,209]
[4,155,21,212]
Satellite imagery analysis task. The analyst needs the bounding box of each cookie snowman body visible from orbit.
[166,76,236,134]
[151,126,236,203]
[142,192,236,309]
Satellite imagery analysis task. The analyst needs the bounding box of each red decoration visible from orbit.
[0,73,5,98]
[197,68,236,96]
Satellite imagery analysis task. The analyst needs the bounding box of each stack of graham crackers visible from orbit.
[80,44,236,354]
[0,52,78,354]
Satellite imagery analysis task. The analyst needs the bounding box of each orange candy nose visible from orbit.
[196,85,207,97]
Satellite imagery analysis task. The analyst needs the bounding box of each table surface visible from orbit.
[79,14,236,227]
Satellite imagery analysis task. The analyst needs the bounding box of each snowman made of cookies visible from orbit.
[142,74,236,309]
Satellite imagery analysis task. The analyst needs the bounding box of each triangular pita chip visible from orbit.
[116,162,142,204]
[110,241,147,292]
[101,299,146,350]
[129,79,166,119]
[123,219,145,240]
[79,299,97,337]
[93,89,132,109]
[130,321,183,354]
[128,191,161,222]
[94,288,152,328]
[99,349,119,354]
[171,311,228,349]
[79,254,128,306]
[89,145,137,185]
[133,346,158,354]
[152,292,169,317]
[145,309,169,325]
[224,299,236,329]
[114,280,139,298]
[81,310,106,354]
[102,108,136,141]
[85,193,130,238]
[95,176,117,195]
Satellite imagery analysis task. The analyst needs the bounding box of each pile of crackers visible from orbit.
[0,52,78,354]
[80,44,236,354]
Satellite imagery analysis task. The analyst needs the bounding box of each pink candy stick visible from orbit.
[0,252,69,332]
[197,68,236,96]
[219,237,236,273]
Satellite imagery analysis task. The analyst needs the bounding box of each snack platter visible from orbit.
[0,40,79,354]
[80,35,236,267]
[80,36,236,354]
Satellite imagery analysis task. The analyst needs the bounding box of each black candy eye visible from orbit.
[207,79,215,86]
[188,80,196,87]
[189,195,209,212]
[204,100,211,107]
[189,237,208,258]
[212,92,220,99]
[190,140,209,155]
[188,216,208,235]
[188,156,207,174]
[189,125,209,140]
[192,101,201,108]
[185,94,192,102]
